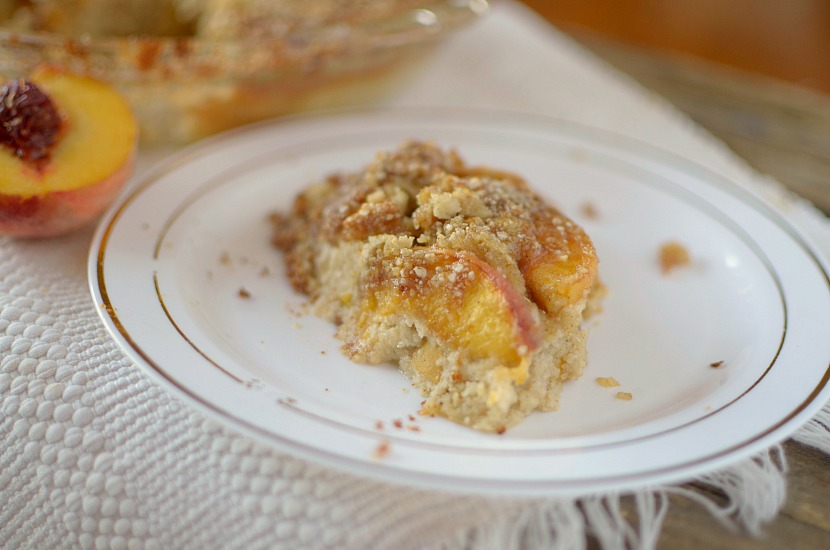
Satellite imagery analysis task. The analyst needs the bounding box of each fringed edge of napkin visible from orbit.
[793,402,830,455]
[423,447,786,550]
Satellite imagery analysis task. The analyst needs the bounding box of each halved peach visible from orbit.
[359,247,542,369]
[0,68,137,237]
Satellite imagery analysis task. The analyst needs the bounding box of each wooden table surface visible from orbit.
[517,1,830,213]
[581,44,830,548]
[517,2,830,548]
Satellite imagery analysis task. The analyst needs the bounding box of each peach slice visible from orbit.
[0,68,137,238]
[358,247,542,369]
[519,208,598,314]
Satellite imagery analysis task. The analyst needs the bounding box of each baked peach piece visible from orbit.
[0,68,137,238]
[273,142,600,432]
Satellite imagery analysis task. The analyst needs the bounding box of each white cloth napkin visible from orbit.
[2,2,828,549]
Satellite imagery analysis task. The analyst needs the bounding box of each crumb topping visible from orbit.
[659,241,691,274]
[371,440,390,460]
[580,202,599,219]
[274,141,598,316]
[596,376,620,388]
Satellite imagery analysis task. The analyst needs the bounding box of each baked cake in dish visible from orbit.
[272,141,601,432]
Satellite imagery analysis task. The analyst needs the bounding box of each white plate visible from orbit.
[89,109,830,496]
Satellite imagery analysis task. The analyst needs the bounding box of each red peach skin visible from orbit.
[0,153,134,238]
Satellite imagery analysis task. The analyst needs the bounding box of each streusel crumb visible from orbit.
[596,376,620,388]
[659,241,691,274]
